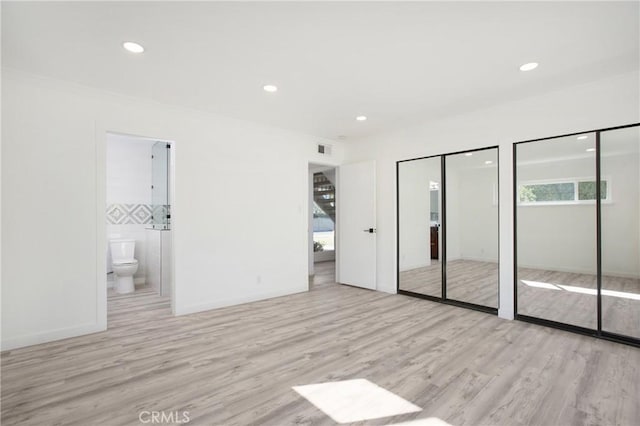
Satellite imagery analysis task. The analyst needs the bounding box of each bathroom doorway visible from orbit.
[308,163,337,289]
[105,132,174,324]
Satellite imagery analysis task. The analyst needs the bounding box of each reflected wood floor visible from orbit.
[399,259,499,308]
[400,260,640,338]
[518,267,640,338]
[2,262,640,425]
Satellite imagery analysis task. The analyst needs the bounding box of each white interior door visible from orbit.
[338,160,376,290]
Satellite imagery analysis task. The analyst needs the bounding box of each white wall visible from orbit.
[1,69,344,350]
[345,70,640,319]
[106,135,154,282]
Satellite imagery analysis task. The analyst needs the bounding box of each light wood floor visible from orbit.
[2,262,640,425]
[310,260,337,289]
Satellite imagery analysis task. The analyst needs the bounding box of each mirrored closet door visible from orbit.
[515,123,640,345]
[398,156,442,297]
[397,147,499,313]
[601,126,640,340]
[445,149,499,308]
[515,134,598,330]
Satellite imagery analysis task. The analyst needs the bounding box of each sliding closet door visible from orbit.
[515,134,598,330]
[398,157,442,297]
[601,126,640,339]
[445,149,499,308]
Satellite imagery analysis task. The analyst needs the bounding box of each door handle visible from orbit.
[362,228,377,233]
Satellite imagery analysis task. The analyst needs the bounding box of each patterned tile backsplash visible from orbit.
[107,203,171,225]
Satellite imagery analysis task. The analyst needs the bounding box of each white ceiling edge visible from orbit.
[1,66,342,148]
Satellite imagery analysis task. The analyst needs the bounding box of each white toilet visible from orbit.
[110,239,139,294]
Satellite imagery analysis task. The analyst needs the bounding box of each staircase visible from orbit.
[313,172,335,222]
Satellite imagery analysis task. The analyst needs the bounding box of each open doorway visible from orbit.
[309,163,337,289]
[105,132,174,325]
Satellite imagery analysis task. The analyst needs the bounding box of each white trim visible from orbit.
[95,124,108,333]
[1,323,106,351]
[174,286,307,316]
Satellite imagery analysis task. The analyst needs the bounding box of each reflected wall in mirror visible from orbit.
[516,134,598,329]
[445,149,499,307]
[398,157,442,297]
[601,126,640,339]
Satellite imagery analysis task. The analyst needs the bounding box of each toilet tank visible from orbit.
[110,239,136,263]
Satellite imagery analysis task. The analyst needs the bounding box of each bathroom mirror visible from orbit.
[398,156,442,297]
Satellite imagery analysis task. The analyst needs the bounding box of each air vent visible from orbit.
[317,144,332,156]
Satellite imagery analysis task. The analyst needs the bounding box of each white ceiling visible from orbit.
[2,2,638,141]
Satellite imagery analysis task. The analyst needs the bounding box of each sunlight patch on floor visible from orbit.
[293,378,422,423]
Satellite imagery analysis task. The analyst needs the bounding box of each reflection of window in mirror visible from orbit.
[518,177,610,205]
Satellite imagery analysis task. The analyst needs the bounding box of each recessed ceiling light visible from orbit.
[586,148,596,152]
[123,41,144,53]
[577,135,588,140]
[356,116,367,121]
[263,85,278,93]
[485,160,493,165]
[465,153,473,157]
[519,62,538,71]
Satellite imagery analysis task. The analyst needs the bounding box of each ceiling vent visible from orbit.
[317,144,332,156]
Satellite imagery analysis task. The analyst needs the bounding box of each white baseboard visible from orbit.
[449,256,499,264]
[175,286,307,316]
[399,261,431,272]
[1,322,106,351]
[601,270,640,279]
